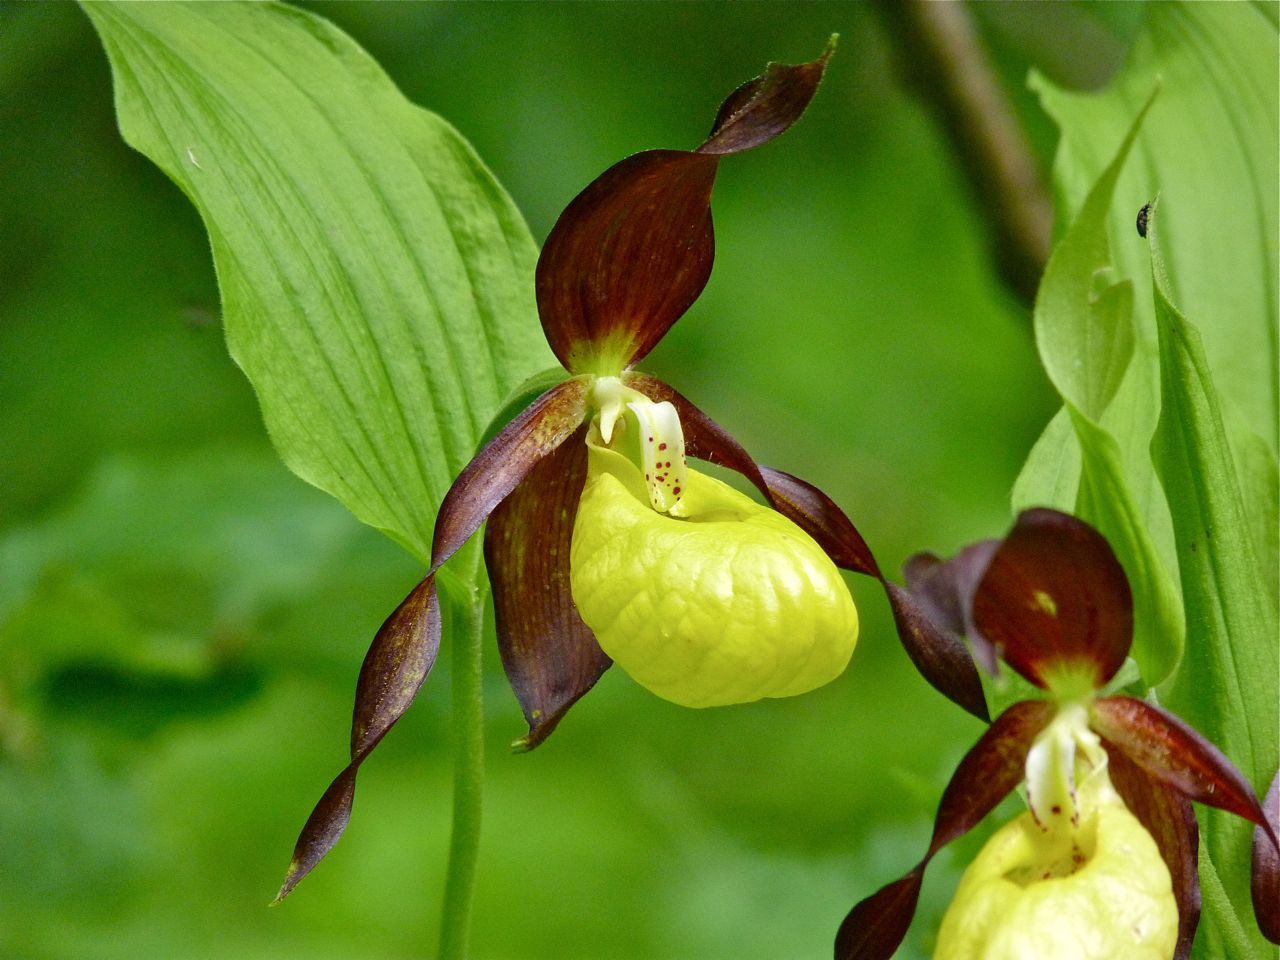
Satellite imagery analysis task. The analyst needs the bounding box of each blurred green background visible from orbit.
[1,4,1143,958]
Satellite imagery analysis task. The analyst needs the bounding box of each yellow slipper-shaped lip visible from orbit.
[570,440,858,708]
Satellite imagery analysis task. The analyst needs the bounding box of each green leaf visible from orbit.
[1016,5,1278,575]
[1037,4,1278,451]
[1149,200,1279,960]
[1022,87,1184,687]
[83,2,555,567]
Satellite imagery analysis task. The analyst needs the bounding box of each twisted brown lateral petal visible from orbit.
[834,700,1052,959]
[973,508,1133,690]
[1105,743,1200,960]
[536,45,833,374]
[628,372,988,720]
[1091,696,1276,846]
[275,575,441,901]
[1254,770,1280,943]
[485,426,611,751]
[431,377,588,572]
[278,380,589,898]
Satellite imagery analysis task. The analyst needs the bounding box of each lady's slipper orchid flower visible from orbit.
[275,40,956,901]
[833,508,1279,960]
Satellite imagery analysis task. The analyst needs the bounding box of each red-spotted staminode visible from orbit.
[832,508,1279,960]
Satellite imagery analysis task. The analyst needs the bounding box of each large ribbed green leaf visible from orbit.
[1015,2,1277,568]
[85,2,554,567]
[1149,203,1279,960]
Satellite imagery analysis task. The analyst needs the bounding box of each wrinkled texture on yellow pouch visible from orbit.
[934,775,1177,960]
[570,441,858,708]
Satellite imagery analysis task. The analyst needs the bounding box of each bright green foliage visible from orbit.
[1023,88,1183,689]
[1149,205,1280,960]
[84,2,554,568]
[1015,6,1278,956]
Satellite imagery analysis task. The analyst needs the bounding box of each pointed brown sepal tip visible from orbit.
[272,763,359,903]
[973,508,1132,691]
[834,868,923,960]
[1254,769,1280,943]
[699,36,836,156]
[885,581,989,722]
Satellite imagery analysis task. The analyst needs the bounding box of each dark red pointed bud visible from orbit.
[485,426,611,750]
[1254,769,1280,943]
[835,700,1052,959]
[1091,696,1276,846]
[536,45,833,374]
[431,378,587,571]
[1106,742,1201,959]
[972,508,1132,692]
[276,575,441,901]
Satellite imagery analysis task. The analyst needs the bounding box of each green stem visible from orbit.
[437,594,486,960]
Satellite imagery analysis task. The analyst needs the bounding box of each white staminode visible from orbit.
[589,377,688,516]
[1025,702,1111,838]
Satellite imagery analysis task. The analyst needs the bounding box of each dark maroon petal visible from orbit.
[755,466,879,577]
[1254,769,1280,943]
[903,542,1000,675]
[833,869,924,960]
[536,44,833,374]
[699,37,835,155]
[925,699,1053,856]
[884,582,989,722]
[1106,742,1201,959]
[274,764,357,904]
[431,378,587,572]
[833,700,1051,958]
[1091,696,1276,845]
[485,426,611,751]
[536,150,718,373]
[276,576,441,901]
[973,508,1132,690]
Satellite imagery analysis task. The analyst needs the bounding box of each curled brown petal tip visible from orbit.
[700,36,836,156]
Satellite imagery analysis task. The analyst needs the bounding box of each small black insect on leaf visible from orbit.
[1136,202,1151,238]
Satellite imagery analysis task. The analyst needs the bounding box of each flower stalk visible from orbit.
[438,588,487,960]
